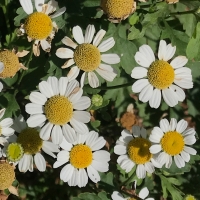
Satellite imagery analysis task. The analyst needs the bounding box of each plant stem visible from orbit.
[170,9,198,16]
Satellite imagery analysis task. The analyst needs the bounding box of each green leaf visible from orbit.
[90,120,101,130]
[73,193,102,200]
[14,7,28,26]
[186,22,200,60]
[98,191,110,200]
[98,172,115,193]
[83,0,100,7]
[129,13,139,25]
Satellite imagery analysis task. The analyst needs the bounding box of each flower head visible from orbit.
[91,94,103,107]
[111,187,154,200]
[149,118,197,168]
[0,161,15,190]
[56,24,120,88]
[53,131,110,187]
[131,40,193,108]
[19,0,66,56]
[100,0,136,23]
[25,77,91,144]
[114,126,161,179]
[10,115,59,172]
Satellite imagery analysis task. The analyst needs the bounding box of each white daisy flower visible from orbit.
[8,115,60,172]
[53,131,110,188]
[114,126,161,179]
[0,108,14,147]
[56,24,120,88]
[19,0,66,56]
[131,40,193,108]
[149,118,197,168]
[25,76,91,145]
[111,187,154,200]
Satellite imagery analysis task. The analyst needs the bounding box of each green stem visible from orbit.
[170,9,198,16]
[85,81,134,90]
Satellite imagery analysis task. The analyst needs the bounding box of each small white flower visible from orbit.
[25,76,91,145]
[114,126,161,179]
[19,0,66,56]
[149,118,197,168]
[131,40,193,108]
[53,131,110,188]
[111,187,154,200]
[10,115,60,172]
[56,24,120,88]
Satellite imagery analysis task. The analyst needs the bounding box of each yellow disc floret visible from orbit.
[147,60,175,89]
[161,131,184,156]
[101,0,134,19]
[0,162,15,190]
[185,195,196,200]
[70,144,93,169]
[24,12,53,40]
[0,50,20,78]
[74,43,101,72]
[17,128,43,155]
[127,138,152,164]
[6,143,24,162]
[44,95,73,125]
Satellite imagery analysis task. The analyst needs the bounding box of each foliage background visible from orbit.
[1,0,200,199]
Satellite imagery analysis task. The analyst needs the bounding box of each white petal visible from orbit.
[149,127,163,143]
[93,150,110,162]
[136,164,146,179]
[61,37,77,49]
[0,109,5,119]
[162,88,178,107]
[34,153,46,172]
[19,0,33,14]
[184,135,196,145]
[181,151,190,162]
[93,29,106,46]
[67,66,80,82]
[59,137,73,151]
[0,82,3,92]
[29,92,47,105]
[72,26,84,44]
[158,40,167,60]
[87,165,100,183]
[84,25,95,43]
[139,45,155,64]
[0,62,5,73]
[88,72,99,88]
[131,67,148,79]
[27,114,46,127]
[0,118,13,128]
[50,7,66,18]
[53,161,67,168]
[169,84,185,102]
[139,187,149,199]
[65,79,79,97]
[25,103,43,114]
[96,64,117,82]
[62,59,75,69]
[40,40,51,51]
[35,0,44,12]
[42,141,59,158]
[80,72,86,88]
[70,118,89,135]
[149,144,162,154]
[169,118,177,131]
[114,145,127,155]
[101,54,120,64]
[68,88,83,103]
[184,146,197,155]
[149,89,161,108]
[139,84,153,103]
[176,119,188,133]
[62,124,77,144]
[160,119,170,132]
[45,0,58,15]
[174,155,185,168]
[174,79,193,89]
[60,164,74,182]
[73,96,91,110]
[98,37,115,52]
[68,168,78,186]
[40,122,53,140]
[144,162,154,174]
[47,76,59,95]
[90,137,106,151]
[58,77,68,96]
[2,128,14,136]
[78,169,88,188]
[39,81,54,98]
[132,79,149,93]
[73,111,90,123]
[182,128,196,137]
[56,48,74,59]
[51,125,63,145]
[85,131,98,146]
[18,154,32,172]
[170,56,188,69]
[12,115,26,133]
[111,191,125,200]
[57,150,69,162]
[91,160,109,172]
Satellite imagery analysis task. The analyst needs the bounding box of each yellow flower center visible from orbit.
[0,162,15,190]
[0,50,20,78]
[74,43,101,72]
[17,128,43,155]
[24,12,53,40]
[185,195,196,200]
[44,95,73,125]
[161,131,185,156]
[127,138,152,164]
[6,143,24,162]
[147,60,175,89]
[101,0,134,19]
[70,144,93,169]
